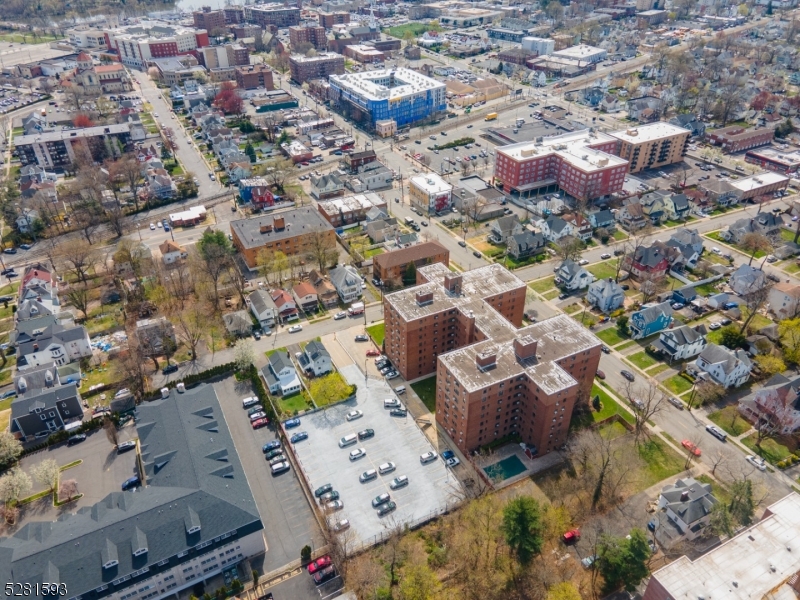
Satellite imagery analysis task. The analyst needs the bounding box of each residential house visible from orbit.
[19,165,57,186]
[292,282,318,313]
[310,173,344,200]
[739,374,800,435]
[10,381,83,441]
[722,213,782,243]
[669,113,706,137]
[656,477,718,541]
[629,301,673,339]
[698,179,741,207]
[665,193,691,221]
[769,282,800,319]
[626,96,663,122]
[146,172,177,200]
[238,178,276,210]
[15,209,40,234]
[222,310,253,337]
[366,217,399,243]
[328,265,363,303]
[639,190,668,225]
[308,270,339,309]
[507,231,546,261]
[248,289,278,329]
[672,285,698,306]
[587,209,615,230]
[587,278,625,313]
[556,259,595,291]
[158,240,188,265]
[227,162,252,183]
[297,340,332,377]
[600,94,621,113]
[16,323,92,368]
[690,343,752,388]
[623,244,670,280]
[729,264,768,296]
[668,228,705,258]
[262,350,302,396]
[706,292,731,310]
[655,324,707,362]
[271,289,299,322]
[563,213,593,241]
[539,216,575,242]
[372,241,449,289]
[136,317,177,356]
[488,215,523,244]
[616,201,647,231]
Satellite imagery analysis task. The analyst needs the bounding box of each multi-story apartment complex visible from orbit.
[0,385,265,600]
[329,68,446,129]
[609,122,691,173]
[14,124,132,170]
[383,263,601,454]
[224,6,245,24]
[197,44,250,69]
[745,146,800,175]
[319,11,351,27]
[289,25,328,50]
[235,64,275,90]
[230,208,335,269]
[289,52,345,83]
[243,4,301,28]
[521,36,554,55]
[104,22,210,70]
[373,241,450,286]
[493,130,628,200]
[342,44,385,64]
[193,6,226,32]
[66,26,108,48]
[708,125,774,153]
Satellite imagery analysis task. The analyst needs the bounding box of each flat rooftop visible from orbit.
[551,44,606,58]
[15,123,131,145]
[496,129,627,173]
[290,52,343,63]
[747,146,800,165]
[230,207,333,250]
[329,68,445,102]
[610,122,691,144]
[648,492,800,600]
[410,173,452,195]
[730,171,789,192]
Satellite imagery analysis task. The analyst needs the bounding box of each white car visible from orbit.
[746,455,767,471]
[446,457,460,468]
[600,253,611,259]
[149,223,156,230]
[349,447,366,461]
[345,409,363,421]
[711,247,721,255]
[420,451,438,464]
[288,325,302,333]
[708,322,722,330]
[333,518,350,532]
[578,259,589,265]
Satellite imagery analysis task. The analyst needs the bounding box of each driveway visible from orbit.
[212,377,323,573]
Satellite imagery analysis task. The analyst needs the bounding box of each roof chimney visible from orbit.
[273,216,285,230]
[443,273,462,295]
[260,223,273,233]
[680,490,690,501]
[476,351,497,371]
[514,336,538,361]
[415,290,434,307]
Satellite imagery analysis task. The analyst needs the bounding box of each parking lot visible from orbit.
[290,364,463,550]
[212,377,323,573]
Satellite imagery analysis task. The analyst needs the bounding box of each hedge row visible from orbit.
[434,137,475,150]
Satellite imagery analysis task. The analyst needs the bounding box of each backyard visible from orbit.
[587,259,619,281]
[595,327,628,347]
[308,372,356,407]
[411,376,437,412]
[707,405,752,437]
[277,391,313,416]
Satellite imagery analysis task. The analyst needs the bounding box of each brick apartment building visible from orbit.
[289,25,328,50]
[319,11,351,28]
[193,7,226,32]
[243,4,301,28]
[343,44,385,64]
[610,122,691,173]
[708,125,774,153]
[224,6,245,24]
[383,264,601,455]
[493,130,628,200]
[230,208,335,269]
[289,52,345,83]
[373,241,450,287]
[745,147,800,175]
[235,64,275,90]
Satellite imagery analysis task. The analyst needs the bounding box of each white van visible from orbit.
[378,461,396,475]
[242,396,259,408]
[339,433,358,448]
[384,398,400,408]
[394,386,406,395]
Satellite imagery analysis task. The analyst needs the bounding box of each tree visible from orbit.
[234,338,255,371]
[501,496,544,565]
[597,529,651,594]
[0,467,32,506]
[688,379,725,409]
[775,118,796,139]
[546,582,582,600]
[729,478,755,526]
[110,155,145,211]
[719,325,747,349]
[708,501,735,537]
[739,280,773,335]
[617,315,630,336]
[741,233,772,266]
[103,417,119,447]
[755,354,785,378]
[194,231,233,310]
[262,157,295,191]
[0,430,23,467]
[399,560,441,600]
[779,317,800,364]
[639,271,667,304]
[305,230,338,272]
[624,380,665,445]
[244,142,257,164]
[554,237,584,263]
[72,113,94,128]
[115,339,149,400]
[214,81,244,115]
[403,261,417,285]
[31,458,60,493]
[65,284,91,320]
[59,479,78,502]
[172,304,206,361]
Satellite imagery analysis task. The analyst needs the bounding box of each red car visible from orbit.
[681,439,701,456]
[308,555,332,574]
[366,349,380,357]
[252,418,269,430]
[562,529,580,544]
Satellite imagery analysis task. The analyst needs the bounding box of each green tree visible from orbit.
[197,229,233,260]
[776,118,796,138]
[597,529,651,594]
[277,129,290,146]
[719,326,747,349]
[244,142,257,164]
[617,315,630,336]
[708,502,735,537]
[546,582,582,600]
[729,479,756,526]
[398,561,440,600]
[501,496,544,565]
[755,354,785,377]
[779,317,800,364]
[403,261,417,285]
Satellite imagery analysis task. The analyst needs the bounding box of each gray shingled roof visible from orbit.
[248,289,276,315]
[269,350,293,373]
[304,340,329,361]
[10,382,79,422]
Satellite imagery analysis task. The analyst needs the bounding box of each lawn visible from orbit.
[707,405,752,437]
[596,327,628,346]
[628,351,658,370]
[529,276,556,294]
[563,303,582,315]
[364,247,384,258]
[587,260,619,281]
[591,383,634,425]
[309,372,356,407]
[543,289,560,301]
[740,308,773,332]
[504,254,545,269]
[411,376,437,413]
[366,323,385,346]
[0,409,8,434]
[781,228,797,243]
[572,311,597,327]
[616,340,637,351]
[663,373,694,395]
[385,22,442,38]
[81,365,123,393]
[784,262,800,275]
[612,230,628,241]
[636,437,686,489]
[693,281,721,296]
[0,282,20,296]
[696,474,732,506]
[85,312,123,335]
[277,391,313,415]
[741,434,794,464]
[599,420,628,440]
[647,364,670,377]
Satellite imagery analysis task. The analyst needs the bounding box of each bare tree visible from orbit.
[305,230,338,272]
[65,284,91,320]
[739,280,774,334]
[171,304,206,361]
[638,271,667,304]
[741,232,772,266]
[58,238,97,285]
[190,246,230,311]
[616,224,653,282]
[114,343,149,401]
[623,380,665,446]
[687,379,725,410]
[555,236,584,263]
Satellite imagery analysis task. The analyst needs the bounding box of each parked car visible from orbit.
[315,483,333,498]
[620,370,635,382]
[121,475,141,491]
[668,396,684,410]
[446,457,460,468]
[349,447,367,461]
[117,440,136,453]
[346,410,363,421]
[681,439,701,456]
[377,501,397,516]
[307,555,332,574]
[320,490,340,503]
[355,334,368,342]
[265,449,283,460]
[334,311,347,320]
[357,428,375,441]
[390,407,408,417]
[420,451,438,464]
[600,253,611,260]
[746,455,767,471]
[252,418,269,430]
[67,433,87,446]
[291,431,309,443]
[162,364,178,375]
[581,555,597,569]
[705,425,727,441]
[333,519,350,532]
[313,566,337,586]
[284,417,301,428]
[601,345,611,354]
[249,411,267,422]
[372,492,391,507]
[326,499,344,512]
[288,325,303,333]
[263,440,281,453]
[562,529,580,544]
[268,454,287,466]
[360,469,377,482]
[390,475,409,490]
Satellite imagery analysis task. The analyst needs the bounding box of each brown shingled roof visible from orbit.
[373,240,449,269]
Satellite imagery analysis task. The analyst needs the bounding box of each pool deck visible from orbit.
[477,443,565,490]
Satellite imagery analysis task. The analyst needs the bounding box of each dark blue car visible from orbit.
[121,476,141,491]
[722,302,739,310]
[262,440,281,453]
[442,450,455,460]
[162,364,178,375]
[284,417,301,429]
[290,431,308,444]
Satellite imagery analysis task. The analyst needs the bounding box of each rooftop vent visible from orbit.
[415,291,434,307]
[680,490,690,501]
[514,336,538,361]
[443,273,462,295]
[626,128,638,136]
[260,223,273,233]
[476,351,496,371]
